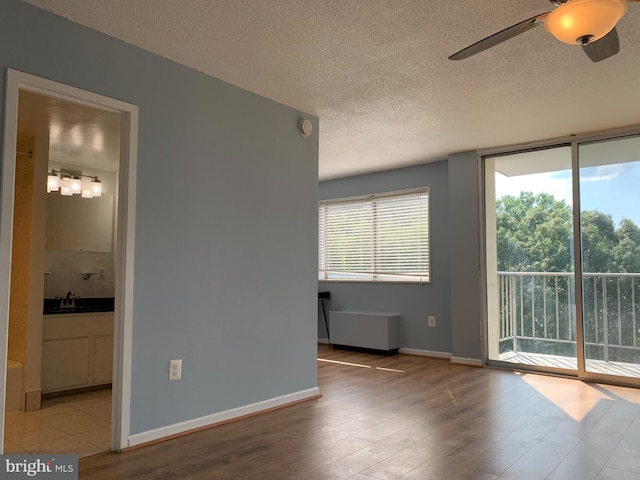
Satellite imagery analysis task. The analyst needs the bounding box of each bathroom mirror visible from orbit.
[46,193,114,252]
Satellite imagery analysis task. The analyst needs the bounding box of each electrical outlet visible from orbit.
[98,268,105,280]
[428,316,436,327]
[169,359,182,381]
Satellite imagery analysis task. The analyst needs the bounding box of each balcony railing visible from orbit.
[498,271,640,364]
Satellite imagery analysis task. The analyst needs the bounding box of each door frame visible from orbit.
[0,69,138,451]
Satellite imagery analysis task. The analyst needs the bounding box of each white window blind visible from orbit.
[319,188,430,283]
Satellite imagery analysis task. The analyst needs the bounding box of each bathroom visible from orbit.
[4,89,120,455]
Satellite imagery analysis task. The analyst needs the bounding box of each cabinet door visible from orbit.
[42,338,90,392]
[93,336,113,384]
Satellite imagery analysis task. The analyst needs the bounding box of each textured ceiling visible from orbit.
[21,0,640,180]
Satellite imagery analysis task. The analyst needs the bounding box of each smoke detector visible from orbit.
[298,119,313,137]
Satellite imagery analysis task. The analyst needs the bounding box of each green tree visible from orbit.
[497,194,640,274]
[613,218,640,273]
[580,210,616,273]
[496,192,572,272]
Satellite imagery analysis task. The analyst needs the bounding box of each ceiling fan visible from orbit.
[449,0,638,62]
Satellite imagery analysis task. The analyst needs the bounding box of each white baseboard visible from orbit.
[324,345,481,367]
[399,348,451,359]
[450,356,483,367]
[127,386,320,448]
[318,338,330,344]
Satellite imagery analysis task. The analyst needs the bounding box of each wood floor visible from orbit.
[79,344,640,479]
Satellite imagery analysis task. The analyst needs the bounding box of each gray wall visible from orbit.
[1,0,318,435]
[319,162,452,354]
[448,151,483,361]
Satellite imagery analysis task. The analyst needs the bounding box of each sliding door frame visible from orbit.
[571,141,587,377]
[480,124,640,388]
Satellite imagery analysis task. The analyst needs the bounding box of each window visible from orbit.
[319,188,430,283]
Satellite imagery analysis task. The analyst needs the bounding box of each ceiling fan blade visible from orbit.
[449,13,549,60]
[582,27,620,62]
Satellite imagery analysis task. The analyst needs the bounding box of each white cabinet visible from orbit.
[93,335,114,384]
[330,310,401,354]
[42,338,90,392]
[42,313,113,393]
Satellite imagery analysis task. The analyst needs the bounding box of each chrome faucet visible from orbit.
[61,290,76,308]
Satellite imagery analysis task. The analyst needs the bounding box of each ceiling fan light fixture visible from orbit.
[545,0,627,45]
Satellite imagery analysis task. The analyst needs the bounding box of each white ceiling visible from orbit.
[21,0,640,180]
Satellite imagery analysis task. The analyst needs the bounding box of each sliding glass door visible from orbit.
[485,146,577,373]
[485,133,640,383]
[579,135,640,379]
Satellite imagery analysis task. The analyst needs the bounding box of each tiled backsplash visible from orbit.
[44,250,115,298]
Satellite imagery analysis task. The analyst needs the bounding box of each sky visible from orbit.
[495,161,640,227]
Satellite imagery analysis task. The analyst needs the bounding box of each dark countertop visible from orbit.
[43,297,114,315]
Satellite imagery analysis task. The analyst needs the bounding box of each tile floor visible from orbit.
[3,388,112,458]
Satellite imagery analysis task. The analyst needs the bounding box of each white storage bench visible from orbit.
[330,310,401,355]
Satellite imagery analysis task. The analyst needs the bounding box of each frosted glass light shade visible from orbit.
[81,189,93,198]
[69,176,82,194]
[90,177,102,197]
[59,177,70,191]
[47,170,59,192]
[60,177,73,196]
[545,0,627,45]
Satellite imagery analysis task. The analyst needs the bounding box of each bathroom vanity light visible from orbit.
[69,176,82,195]
[90,176,102,197]
[59,177,72,196]
[47,169,103,198]
[47,169,59,192]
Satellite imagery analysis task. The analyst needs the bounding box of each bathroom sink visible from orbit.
[43,297,115,314]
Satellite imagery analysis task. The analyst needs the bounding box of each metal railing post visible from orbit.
[618,278,622,347]
[512,274,517,353]
[603,277,609,362]
[634,278,637,348]
[543,276,548,339]
[553,275,560,340]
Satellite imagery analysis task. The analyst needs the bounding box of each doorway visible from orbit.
[0,70,138,453]
[484,131,640,386]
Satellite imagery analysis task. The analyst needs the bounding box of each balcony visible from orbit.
[497,271,640,378]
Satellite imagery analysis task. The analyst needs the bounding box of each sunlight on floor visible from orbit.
[317,358,406,373]
[317,358,372,368]
[375,366,405,373]
[518,372,612,422]
[594,383,640,404]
